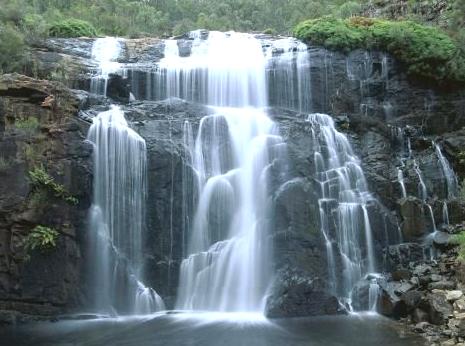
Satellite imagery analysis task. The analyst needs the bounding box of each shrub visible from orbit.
[15,117,39,134]
[452,231,465,260]
[49,19,97,38]
[21,13,49,43]
[0,156,12,171]
[29,166,78,205]
[263,28,276,35]
[0,23,26,73]
[294,16,465,85]
[24,225,59,253]
[337,2,362,19]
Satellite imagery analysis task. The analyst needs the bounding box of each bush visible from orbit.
[294,16,465,85]
[336,2,362,19]
[24,225,59,253]
[452,231,465,260]
[49,18,97,38]
[15,117,39,134]
[0,23,26,73]
[263,28,276,35]
[21,13,49,43]
[29,166,78,205]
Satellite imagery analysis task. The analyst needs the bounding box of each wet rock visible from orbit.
[378,281,408,318]
[431,281,457,290]
[446,291,463,302]
[385,243,425,271]
[420,293,453,325]
[414,321,431,332]
[434,231,453,249]
[392,269,412,281]
[413,309,430,323]
[265,268,345,318]
[454,298,465,312]
[106,74,131,102]
[402,290,423,311]
[400,197,428,240]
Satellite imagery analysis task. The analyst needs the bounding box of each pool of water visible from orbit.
[0,312,423,346]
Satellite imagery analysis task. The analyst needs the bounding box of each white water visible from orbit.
[87,39,164,314]
[434,142,458,199]
[266,38,312,113]
[87,106,164,314]
[443,201,450,226]
[308,113,376,300]
[166,32,285,312]
[90,37,122,96]
[397,168,407,199]
[413,158,428,201]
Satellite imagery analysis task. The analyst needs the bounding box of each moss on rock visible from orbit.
[294,16,465,85]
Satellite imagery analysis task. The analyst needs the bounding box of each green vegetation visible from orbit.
[29,166,78,205]
[49,19,97,38]
[294,16,465,84]
[452,231,465,260]
[24,225,59,253]
[0,156,12,171]
[15,117,39,134]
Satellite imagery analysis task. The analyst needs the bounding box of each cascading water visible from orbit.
[397,168,407,199]
[307,113,377,303]
[266,38,312,113]
[87,38,164,315]
[155,32,286,312]
[90,37,122,96]
[87,106,164,315]
[434,142,458,199]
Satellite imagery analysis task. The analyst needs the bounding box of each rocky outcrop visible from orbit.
[0,74,92,319]
[265,267,344,317]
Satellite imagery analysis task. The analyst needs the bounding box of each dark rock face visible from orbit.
[265,267,344,317]
[0,74,92,317]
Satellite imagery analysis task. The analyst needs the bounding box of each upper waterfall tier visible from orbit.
[124,32,311,113]
[157,31,268,108]
[90,37,122,96]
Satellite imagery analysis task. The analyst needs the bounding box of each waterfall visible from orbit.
[413,158,428,201]
[266,38,312,113]
[87,37,164,315]
[162,32,286,312]
[90,37,122,96]
[397,168,407,199]
[307,113,376,301]
[87,106,164,315]
[434,142,458,199]
[443,201,450,226]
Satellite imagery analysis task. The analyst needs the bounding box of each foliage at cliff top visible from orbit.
[294,16,465,85]
[49,19,98,38]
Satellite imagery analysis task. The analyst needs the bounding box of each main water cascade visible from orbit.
[161,32,286,312]
[119,32,386,314]
[87,38,164,315]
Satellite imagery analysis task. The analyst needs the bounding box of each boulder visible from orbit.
[399,197,428,240]
[265,268,345,318]
[446,291,463,302]
[420,293,453,325]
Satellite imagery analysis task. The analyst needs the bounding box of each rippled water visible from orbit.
[0,313,422,346]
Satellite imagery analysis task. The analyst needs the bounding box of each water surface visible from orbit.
[0,312,423,346]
